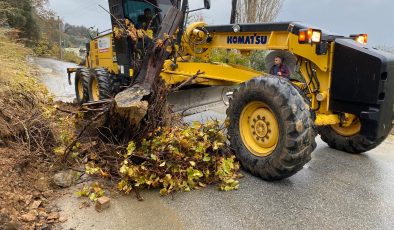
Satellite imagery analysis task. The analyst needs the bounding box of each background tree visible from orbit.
[229,0,284,71]
[235,0,284,23]
[0,0,41,45]
[230,0,238,24]
[0,0,90,59]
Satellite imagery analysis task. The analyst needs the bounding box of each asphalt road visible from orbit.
[57,137,394,230]
[34,57,77,103]
[35,58,394,230]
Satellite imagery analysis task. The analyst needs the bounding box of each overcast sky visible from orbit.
[48,0,394,47]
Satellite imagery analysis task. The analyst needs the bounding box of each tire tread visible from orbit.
[227,76,317,181]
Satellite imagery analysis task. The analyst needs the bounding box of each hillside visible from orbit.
[0,0,91,60]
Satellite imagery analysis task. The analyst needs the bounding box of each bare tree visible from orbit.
[230,0,238,24]
[235,0,284,23]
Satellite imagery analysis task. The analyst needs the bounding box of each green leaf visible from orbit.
[159,188,168,195]
[223,158,233,174]
[119,164,129,174]
[204,169,210,177]
[203,153,211,162]
[151,154,158,161]
[198,182,206,187]
[75,186,90,197]
[165,174,172,181]
[89,193,97,201]
[127,142,136,156]
[193,170,203,178]
[71,151,80,158]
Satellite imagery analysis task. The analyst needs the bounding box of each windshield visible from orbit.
[123,0,173,30]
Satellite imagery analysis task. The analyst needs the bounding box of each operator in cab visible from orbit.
[270,56,290,78]
[137,8,153,30]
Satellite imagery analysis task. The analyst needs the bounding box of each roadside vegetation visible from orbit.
[207,49,268,72]
[63,50,83,64]
[0,28,70,229]
[1,0,90,60]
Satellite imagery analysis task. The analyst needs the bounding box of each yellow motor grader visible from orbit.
[67,0,394,181]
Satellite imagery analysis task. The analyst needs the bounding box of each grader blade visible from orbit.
[168,86,234,116]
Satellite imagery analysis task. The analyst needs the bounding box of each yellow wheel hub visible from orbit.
[91,78,100,102]
[240,101,279,157]
[255,120,268,138]
[331,119,361,137]
[77,78,84,100]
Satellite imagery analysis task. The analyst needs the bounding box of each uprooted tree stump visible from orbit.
[109,7,184,142]
[104,78,173,143]
[62,7,185,158]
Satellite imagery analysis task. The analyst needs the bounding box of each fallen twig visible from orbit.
[82,99,113,107]
[56,107,78,115]
[63,108,109,161]
[132,184,144,201]
[81,107,108,112]
[171,70,204,92]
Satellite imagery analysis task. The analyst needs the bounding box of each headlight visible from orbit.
[311,30,321,43]
[350,34,368,45]
[299,28,322,44]
[232,24,241,33]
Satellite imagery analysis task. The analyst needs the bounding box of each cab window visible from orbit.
[123,0,172,30]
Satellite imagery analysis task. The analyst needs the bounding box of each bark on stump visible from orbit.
[115,7,184,125]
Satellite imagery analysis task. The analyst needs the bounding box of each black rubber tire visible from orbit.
[88,68,113,101]
[227,76,317,181]
[317,125,389,154]
[111,74,131,95]
[75,68,91,104]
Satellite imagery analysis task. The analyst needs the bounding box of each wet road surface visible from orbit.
[57,139,394,230]
[35,58,394,230]
[34,57,77,103]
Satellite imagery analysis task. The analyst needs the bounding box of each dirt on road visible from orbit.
[0,147,61,230]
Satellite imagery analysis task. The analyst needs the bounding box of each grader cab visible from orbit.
[67,0,394,181]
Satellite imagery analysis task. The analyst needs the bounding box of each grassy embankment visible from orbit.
[0,29,71,229]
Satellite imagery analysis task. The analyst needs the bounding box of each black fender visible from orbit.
[330,38,394,140]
